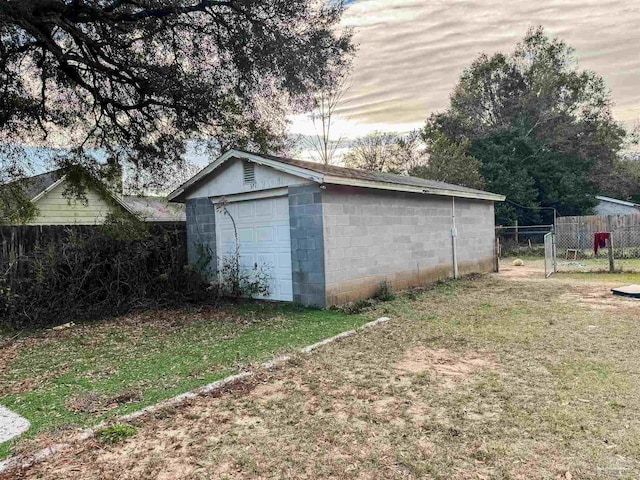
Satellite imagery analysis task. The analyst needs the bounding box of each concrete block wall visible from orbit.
[185,198,217,280]
[322,186,496,305]
[454,199,496,275]
[288,184,326,307]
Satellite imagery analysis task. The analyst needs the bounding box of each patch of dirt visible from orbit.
[394,347,498,388]
[497,261,546,281]
[561,284,640,311]
[370,397,399,418]
[250,380,288,403]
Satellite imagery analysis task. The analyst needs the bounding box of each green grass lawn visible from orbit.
[0,303,371,459]
[16,273,640,479]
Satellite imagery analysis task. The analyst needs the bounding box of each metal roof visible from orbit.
[596,195,639,208]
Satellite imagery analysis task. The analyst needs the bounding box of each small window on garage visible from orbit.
[243,161,255,184]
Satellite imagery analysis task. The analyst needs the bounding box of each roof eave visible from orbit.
[168,149,505,203]
[322,175,505,201]
[595,195,639,208]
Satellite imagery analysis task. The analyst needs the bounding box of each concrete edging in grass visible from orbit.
[0,316,391,475]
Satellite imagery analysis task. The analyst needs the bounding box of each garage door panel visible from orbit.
[257,253,275,269]
[279,280,293,298]
[237,202,254,219]
[255,200,273,217]
[276,252,291,269]
[216,196,293,302]
[237,227,253,244]
[256,226,273,242]
[219,227,236,253]
[239,253,256,269]
[276,225,290,242]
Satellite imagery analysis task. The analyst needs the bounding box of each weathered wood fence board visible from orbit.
[556,214,640,251]
[0,223,187,282]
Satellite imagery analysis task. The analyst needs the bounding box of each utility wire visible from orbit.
[505,199,558,215]
[504,199,558,231]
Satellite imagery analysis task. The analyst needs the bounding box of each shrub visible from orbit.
[209,254,271,300]
[372,281,395,302]
[0,220,212,329]
[201,201,271,300]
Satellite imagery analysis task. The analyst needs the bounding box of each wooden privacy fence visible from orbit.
[0,223,187,282]
[556,214,640,256]
[1,225,91,276]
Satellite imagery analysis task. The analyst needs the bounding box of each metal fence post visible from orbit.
[608,234,615,273]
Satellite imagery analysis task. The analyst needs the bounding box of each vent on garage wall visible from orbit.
[243,161,255,184]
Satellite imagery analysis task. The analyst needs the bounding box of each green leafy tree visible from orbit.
[470,120,597,224]
[410,129,484,189]
[420,26,632,223]
[0,0,354,219]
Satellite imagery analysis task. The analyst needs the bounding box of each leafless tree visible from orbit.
[343,130,426,173]
[306,75,352,165]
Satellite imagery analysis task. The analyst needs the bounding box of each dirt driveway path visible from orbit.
[4,271,640,480]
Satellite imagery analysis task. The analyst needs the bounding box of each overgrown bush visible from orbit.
[202,200,271,300]
[209,254,271,299]
[0,217,211,329]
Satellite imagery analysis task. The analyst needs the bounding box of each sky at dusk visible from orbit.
[18,0,640,172]
[290,0,640,141]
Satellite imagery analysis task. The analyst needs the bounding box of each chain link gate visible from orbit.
[544,232,556,278]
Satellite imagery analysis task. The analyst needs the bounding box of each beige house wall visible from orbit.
[27,180,116,225]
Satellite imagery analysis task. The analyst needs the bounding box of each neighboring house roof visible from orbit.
[595,195,640,208]
[16,170,138,216]
[6,169,65,200]
[121,196,185,222]
[168,149,506,202]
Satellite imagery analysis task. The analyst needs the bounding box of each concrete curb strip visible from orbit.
[0,316,391,474]
[0,407,30,444]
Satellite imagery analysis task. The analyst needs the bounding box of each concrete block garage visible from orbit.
[169,150,505,307]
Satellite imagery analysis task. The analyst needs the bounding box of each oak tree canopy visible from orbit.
[0,0,353,211]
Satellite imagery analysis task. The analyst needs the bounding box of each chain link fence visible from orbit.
[556,219,640,272]
[495,224,553,256]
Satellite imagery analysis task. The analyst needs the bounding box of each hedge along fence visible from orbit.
[0,221,211,329]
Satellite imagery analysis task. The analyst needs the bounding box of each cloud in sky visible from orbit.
[292,0,639,137]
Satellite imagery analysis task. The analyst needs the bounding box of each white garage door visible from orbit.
[215,196,293,301]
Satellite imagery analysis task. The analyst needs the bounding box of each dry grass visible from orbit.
[5,271,640,480]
